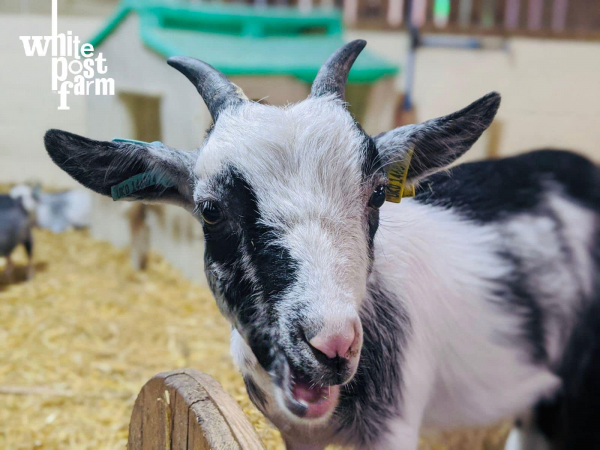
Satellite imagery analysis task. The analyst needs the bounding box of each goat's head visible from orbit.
[44,40,500,423]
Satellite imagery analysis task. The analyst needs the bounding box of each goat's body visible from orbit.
[36,190,92,233]
[234,150,600,449]
[0,195,34,281]
[41,45,595,449]
[0,195,32,258]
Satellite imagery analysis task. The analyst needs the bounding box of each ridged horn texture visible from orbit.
[310,39,367,100]
[167,56,245,121]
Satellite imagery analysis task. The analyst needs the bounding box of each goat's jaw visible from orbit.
[273,360,341,422]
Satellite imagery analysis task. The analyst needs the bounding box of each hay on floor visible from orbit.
[0,229,509,449]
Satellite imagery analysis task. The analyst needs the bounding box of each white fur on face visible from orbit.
[195,97,375,336]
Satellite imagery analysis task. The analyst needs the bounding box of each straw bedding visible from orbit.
[0,229,510,449]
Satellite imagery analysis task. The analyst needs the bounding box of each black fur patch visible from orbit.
[415,149,600,223]
[334,280,409,447]
[531,301,600,449]
[532,230,600,449]
[557,283,600,448]
[495,250,548,364]
[361,134,380,180]
[244,375,268,410]
[532,393,563,444]
[203,169,298,371]
[366,208,379,266]
[358,133,383,265]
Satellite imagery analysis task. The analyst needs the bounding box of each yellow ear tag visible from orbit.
[385,147,415,204]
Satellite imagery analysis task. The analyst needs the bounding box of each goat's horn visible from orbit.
[167,56,246,121]
[310,40,366,100]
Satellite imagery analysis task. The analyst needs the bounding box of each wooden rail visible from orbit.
[184,0,600,40]
[128,369,265,450]
[345,0,600,38]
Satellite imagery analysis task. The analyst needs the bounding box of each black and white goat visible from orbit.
[1,189,35,281]
[10,185,92,233]
[43,41,600,450]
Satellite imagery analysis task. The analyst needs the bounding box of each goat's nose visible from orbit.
[308,320,359,360]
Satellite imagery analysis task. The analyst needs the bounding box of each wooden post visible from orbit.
[485,119,504,159]
[343,0,359,26]
[527,0,544,31]
[387,0,404,27]
[411,0,428,27]
[298,0,313,12]
[552,0,568,32]
[505,0,520,29]
[480,0,496,28]
[128,369,265,450]
[458,0,473,28]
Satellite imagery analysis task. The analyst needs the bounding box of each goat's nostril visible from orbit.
[309,329,357,360]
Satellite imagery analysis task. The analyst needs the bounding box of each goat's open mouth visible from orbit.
[279,362,340,420]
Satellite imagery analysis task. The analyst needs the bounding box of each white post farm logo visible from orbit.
[19,0,115,110]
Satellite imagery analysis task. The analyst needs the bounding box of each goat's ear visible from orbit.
[374,92,500,183]
[44,129,196,208]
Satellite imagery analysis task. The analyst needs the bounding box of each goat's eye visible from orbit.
[200,201,223,225]
[369,185,386,209]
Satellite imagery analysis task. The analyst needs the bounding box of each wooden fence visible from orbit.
[10,0,600,39]
[177,0,599,40]
[128,369,265,450]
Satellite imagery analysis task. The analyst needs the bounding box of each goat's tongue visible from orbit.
[292,382,328,404]
[289,379,340,419]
